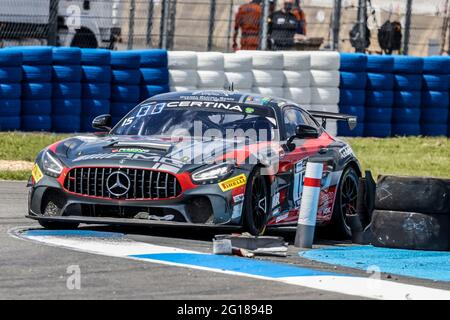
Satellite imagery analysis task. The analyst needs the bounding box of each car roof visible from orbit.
[143,89,303,111]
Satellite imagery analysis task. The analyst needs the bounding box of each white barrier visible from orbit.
[294,161,323,248]
[168,51,341,135]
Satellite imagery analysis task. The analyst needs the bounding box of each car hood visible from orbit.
[51,134,281,174]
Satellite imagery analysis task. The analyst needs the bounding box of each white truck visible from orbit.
[0,0,122,48]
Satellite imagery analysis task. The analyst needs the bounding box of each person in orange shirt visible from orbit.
[233,0,262,51]
[292,0,307,36]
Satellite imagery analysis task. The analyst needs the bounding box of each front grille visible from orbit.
[64,167,182,200]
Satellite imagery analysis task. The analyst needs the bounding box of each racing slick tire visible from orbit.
[367,210,450,251]
[281,52,310,71]
[168,51,197,70]
[38,220,80,230]
[322,166,361,239]
[224,54,252,72]
[375,175,450,215]
[225,72,253,90]
[196,52,224,70]
[243,168,270,236]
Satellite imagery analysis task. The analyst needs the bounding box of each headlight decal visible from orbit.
[191,163,234,183]
[42,151,64,177]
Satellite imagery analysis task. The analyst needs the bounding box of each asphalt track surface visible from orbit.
[1,181,449,300]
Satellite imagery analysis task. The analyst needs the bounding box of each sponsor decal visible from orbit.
[111,148,150,154]
[218,174,247,192]
[317,187,337,218]
[339,146,353,158]
[231,202,244,220]
[166,101,243,113]
[31,164,43,183]
[244,96,271,106]
[232,194,245,204]
[72,154,184,173]
[272,192,280,209]
[244,107,254,114]
[275,212,289,223]
[293,158,308,207]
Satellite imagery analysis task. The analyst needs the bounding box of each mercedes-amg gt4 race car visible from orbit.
[27,90,363,237]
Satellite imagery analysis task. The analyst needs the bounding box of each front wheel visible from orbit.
[243,168,270,236]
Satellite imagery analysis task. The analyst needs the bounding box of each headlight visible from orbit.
[42,150,63,177]
[191,163,234,183]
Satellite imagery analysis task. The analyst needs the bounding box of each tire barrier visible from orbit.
[309,52,340,136]
[1,48,450,137]
[368,210,449,251]
[52,47,82,132]
[81,49,111,132]
[421,57,450,136]
[110,52,140,120]
[0,50,22,131]
[391,56,423,136]
[0,47,170,133]
[338,53,366,137]
[13,46,52,131]
[224,53,253,90]
[366,175,450,251]
[137,50,169,102]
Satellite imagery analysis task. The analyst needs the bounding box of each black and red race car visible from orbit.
[27,90,364,237]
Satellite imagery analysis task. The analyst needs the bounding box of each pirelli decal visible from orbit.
[219,174,247,192]
[31,164,43,183]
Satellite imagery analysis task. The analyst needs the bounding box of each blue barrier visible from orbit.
[0,49,448,137]
[0,46,169,132]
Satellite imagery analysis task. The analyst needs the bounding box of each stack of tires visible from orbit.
[282,52,311,106]
[421,57,449,136]
[168,51,198,91]
[247,51,284,97]
[110,51,141,125]
[0,50,22,131]
[52,48,82,132]
[364,55,395,137]
[308,51,340,136]
[338,53,367,136]
[16,46,53,131]
[197,52,226,90]
[392,56,423,136]
[80,49,111,131]
[368,175,450,251]
[224,53,253,91]
[136,49,170,100]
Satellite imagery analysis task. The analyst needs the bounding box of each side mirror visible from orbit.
[284,124,320,152]
[295,124,319,139]
[92,114,112,131]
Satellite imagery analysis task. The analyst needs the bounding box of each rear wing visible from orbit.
[308,110,357,130]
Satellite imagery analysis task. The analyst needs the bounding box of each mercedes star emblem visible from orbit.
[106,171,130,197]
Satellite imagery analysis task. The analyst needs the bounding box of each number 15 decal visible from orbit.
[293,158,307,207]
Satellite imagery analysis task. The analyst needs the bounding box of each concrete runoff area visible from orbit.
[0,181,449,299]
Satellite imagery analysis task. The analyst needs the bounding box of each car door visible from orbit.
[274,106,334,224]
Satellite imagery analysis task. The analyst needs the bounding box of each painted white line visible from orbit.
[279,276,450,300]
[13,229,450,300]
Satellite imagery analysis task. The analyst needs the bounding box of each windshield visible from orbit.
[112,100,278,142]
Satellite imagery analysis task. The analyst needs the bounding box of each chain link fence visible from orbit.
[0,0,450,56]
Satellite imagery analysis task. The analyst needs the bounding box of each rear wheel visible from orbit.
[243,168,270,236]
[323,166,360,239]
